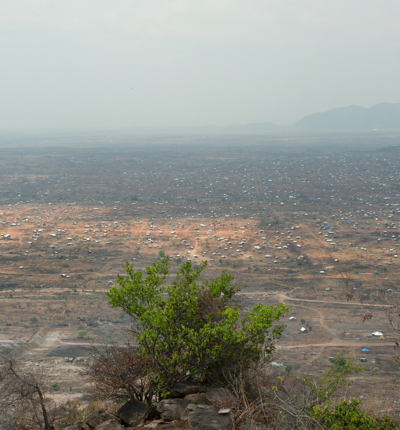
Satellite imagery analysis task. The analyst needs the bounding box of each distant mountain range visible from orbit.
[239,103,400,132]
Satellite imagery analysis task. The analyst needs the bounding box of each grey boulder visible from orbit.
[184,393,210,403]
[86,408,121,430]
[94,420,124,430]
[62,423,85,430]
[169,381,207,398]
[206,388,235,406]
[188,408,233,430]
[157,398,192,421]
[116,399,152,426]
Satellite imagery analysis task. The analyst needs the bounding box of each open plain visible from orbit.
[1,131,400,409]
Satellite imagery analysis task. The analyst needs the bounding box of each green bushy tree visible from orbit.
[106,258,289,394]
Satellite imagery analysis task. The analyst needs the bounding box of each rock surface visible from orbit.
[63,423,86,430]
[169,381,207,398]
[86,409,121,430]
[205,388,235,406]
[94,420,124,430]
[184,393,210,403]
[158,423,191,430]
[143,419,165,429]
[116,399,152,426]
[157,398,193,421]
[188,408,233,430]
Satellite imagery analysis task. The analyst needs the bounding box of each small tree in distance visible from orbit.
[106,258,289,395]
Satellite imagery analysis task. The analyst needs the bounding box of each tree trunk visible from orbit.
[36,385,54,430]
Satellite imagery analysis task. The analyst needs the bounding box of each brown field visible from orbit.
[1,131,400,407]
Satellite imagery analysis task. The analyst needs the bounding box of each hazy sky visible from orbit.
[1,0,400,130]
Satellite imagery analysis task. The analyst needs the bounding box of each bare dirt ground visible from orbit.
[1,133,400,409]
[1,203,399,405]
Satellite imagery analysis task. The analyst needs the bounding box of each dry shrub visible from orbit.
[360,380,400,421]
[58,398,120,429]
[225,365,321,429]
[221,355,400,430]
[0,356,60,430]
[222,358,355,430]
[84,340,157,405]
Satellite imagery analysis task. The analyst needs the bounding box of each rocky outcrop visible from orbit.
[68,384,234,430]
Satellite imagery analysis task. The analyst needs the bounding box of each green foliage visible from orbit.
[158,250,165,258]
[241,354,366,429]
[30,317,38,324]
[316,355,363,405]
[314,399,399,429]
[285,365,292,373]
[330,355,347,371]
[106,258,289,394]
[77,330,87,338]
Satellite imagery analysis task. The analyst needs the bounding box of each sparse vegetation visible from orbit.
[1,137,400,426]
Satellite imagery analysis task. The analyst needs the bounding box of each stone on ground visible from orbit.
[188,408,233,430]
[86,408,121,430]
[94,420,124,430]
[116,399,152,426]
[169,381,207,398]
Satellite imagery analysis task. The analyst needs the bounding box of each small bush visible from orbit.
[314,399,399,430]
[51,382,60,391]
